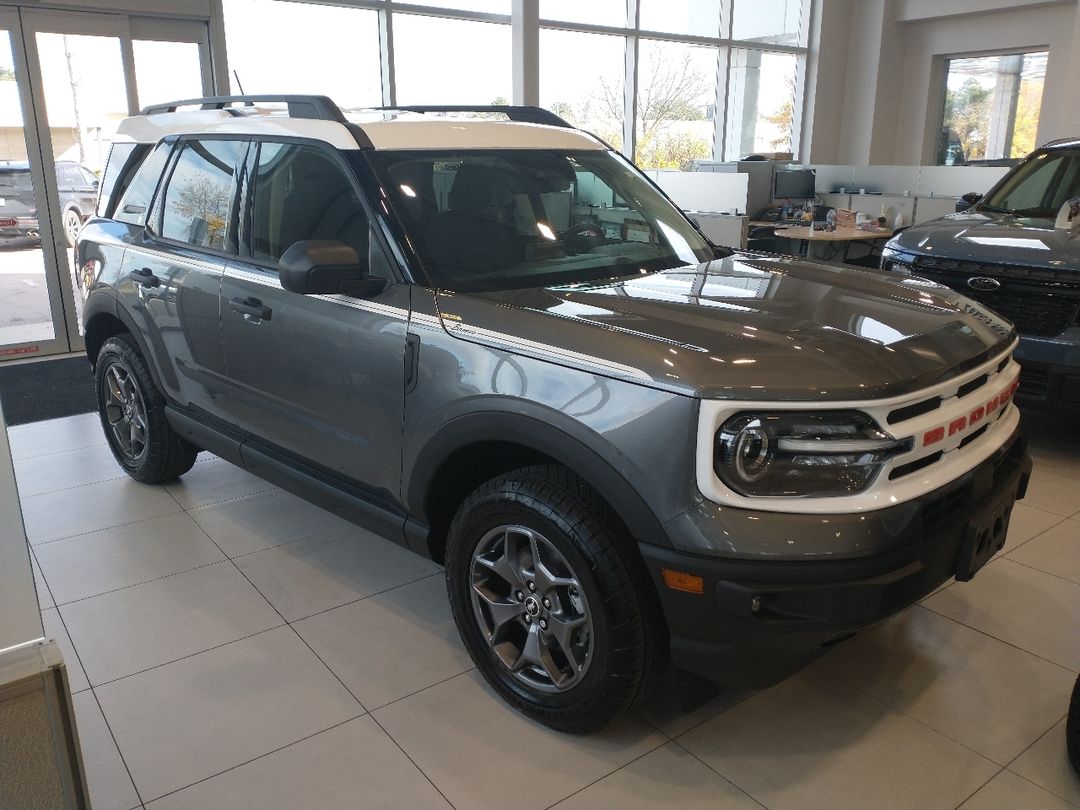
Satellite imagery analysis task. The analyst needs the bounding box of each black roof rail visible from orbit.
[373,105,574,129]
[140,95,347,123]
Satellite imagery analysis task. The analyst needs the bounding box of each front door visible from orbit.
[219,140,409,506]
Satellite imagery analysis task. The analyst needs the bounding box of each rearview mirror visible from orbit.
[278,240,384,297]
[956,192,983,213]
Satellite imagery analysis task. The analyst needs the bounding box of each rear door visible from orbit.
[117,137,246,420]
[219,139,410,506]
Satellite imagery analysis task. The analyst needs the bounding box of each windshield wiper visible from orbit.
[976,203,1015,216]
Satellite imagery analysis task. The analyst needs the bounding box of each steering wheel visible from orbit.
[562,222,608,254]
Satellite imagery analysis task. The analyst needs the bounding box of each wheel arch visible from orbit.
[407,411,672,565]
[83,294,167,396]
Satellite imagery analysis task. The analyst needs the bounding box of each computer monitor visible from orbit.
[773,169,817,201]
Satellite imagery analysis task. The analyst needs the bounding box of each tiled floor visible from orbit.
[8,410,1080,810]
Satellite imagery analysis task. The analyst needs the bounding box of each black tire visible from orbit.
[95,334,198,483]
[1068,675,1080,778]
[445,464,667,733]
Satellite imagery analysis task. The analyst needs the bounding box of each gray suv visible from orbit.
[78,96,1031,732]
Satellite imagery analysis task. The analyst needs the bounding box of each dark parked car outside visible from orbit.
[882,138,1080,413]
[0,159,100,248]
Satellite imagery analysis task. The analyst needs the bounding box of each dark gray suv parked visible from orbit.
[882,138,1080,413]
[78,96,1031,732]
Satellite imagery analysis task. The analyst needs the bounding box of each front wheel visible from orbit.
[1068,675,1080,778]
[63,208,82,248]
[445,465,667,733]
[95,334,198,483]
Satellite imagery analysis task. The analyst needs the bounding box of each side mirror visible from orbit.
[278,240,383,296]
[956,192,983,213]
[92,178,100,189]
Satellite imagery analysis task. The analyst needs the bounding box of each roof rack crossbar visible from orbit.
[140,95,347,123]
[373,105,573,129]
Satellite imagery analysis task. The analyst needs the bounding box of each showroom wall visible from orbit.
[805,0,1080,165]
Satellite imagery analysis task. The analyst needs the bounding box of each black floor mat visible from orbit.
[0,355,96,427]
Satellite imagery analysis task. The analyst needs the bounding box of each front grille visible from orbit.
[910,256,1080,337]
[1018,368,1049,398]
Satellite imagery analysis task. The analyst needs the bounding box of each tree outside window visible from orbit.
[939,51,1046,165]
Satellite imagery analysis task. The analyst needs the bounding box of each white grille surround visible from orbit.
[695,342,1021,515]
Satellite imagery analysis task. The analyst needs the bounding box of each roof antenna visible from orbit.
[233,70,246,95]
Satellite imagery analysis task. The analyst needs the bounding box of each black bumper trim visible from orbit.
[641,427,1032,688]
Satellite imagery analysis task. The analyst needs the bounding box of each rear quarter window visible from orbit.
[113,142,170,226]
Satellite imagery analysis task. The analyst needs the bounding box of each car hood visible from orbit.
[891,210,1080,272]
[434,252,1016,400]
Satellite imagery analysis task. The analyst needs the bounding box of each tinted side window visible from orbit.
[114,143,170,226]
[161,140,245,251]
[250,142,368,263]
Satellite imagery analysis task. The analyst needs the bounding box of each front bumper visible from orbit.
[640,426,1031,688]
[1014,331,1080,413]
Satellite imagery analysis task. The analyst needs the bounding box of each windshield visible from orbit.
[981,148,1080,219]
[366,149,714,292]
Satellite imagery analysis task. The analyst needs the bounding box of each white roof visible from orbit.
[114,108,606,152]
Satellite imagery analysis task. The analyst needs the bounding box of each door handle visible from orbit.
[229,296,272,322]
[131,266,160,288]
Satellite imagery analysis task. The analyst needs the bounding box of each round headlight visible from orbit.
[733,424,772,482]
[714,411,909,498]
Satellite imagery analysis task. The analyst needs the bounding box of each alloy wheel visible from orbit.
[469,524,594,692]
[101,361,149,461]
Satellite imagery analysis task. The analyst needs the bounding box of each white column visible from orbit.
[512,0,539,106]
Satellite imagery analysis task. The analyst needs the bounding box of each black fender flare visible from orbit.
[82,289,173,395]
[405,409,673,549]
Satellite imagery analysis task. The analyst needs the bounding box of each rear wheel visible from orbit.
[445,465,666,733]
[95,334,197,483]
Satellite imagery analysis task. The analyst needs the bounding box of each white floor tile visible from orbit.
[14,442,126,497]
[33,512,226,605]
[21,476,182,545]
[551,742,761,810]
[189,490,352,558]
[1021,464,1080,518]
[959,769,1077,810]
[146,716,448,810]
[60,561,283,685]
[6,411,105,461]
[71,691,142,810]
[235,525,440,622]
[95,626,363,802]
[1009,719,1080,807]
[923,558,1080,671]
[31,550,54,610]
[373,670,665,810]
[999,503,1067,557]
[814,606,1075,764]
[295,575,471,709]
[41,607,89,693]
[1007,517,1080,585]
[163,456,275,510]
[679,669,998,810]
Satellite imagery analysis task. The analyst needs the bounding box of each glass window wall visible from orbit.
[938,51,1047,165]
[539,29,625,151]
[635,40,718,170]
[724,49,798,160]
[223,0,382,110]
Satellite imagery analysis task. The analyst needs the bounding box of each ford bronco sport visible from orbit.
[78,95,1032,732]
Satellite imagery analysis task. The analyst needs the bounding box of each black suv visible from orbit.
[78,96,1031,732]
[0,159,100,248]
[882,139,1080,412]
